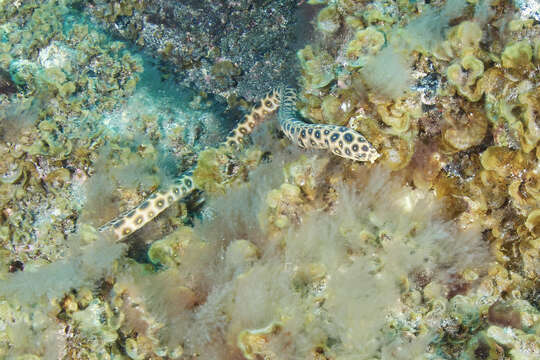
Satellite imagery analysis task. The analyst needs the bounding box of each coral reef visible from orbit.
[0,0,539,359]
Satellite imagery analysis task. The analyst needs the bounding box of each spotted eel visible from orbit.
[99,87,379,240]
[279,88,380,162]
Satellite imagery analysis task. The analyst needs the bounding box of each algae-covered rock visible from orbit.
[193,146,262,195]
[317,5,341,35]
[346,26,385,67]
[447,55,485,102]
[298,45,336,90]
[148,226,195,267]
[443,104,487,151]
[321,89,362,125]
[0,68,16,95]
[237,322,283,360]
[225,240,259,277]
[72,300,119,344]
[211,60,242,89]
[9,59,38,86]
[447,21,483,57]
[374,96,422,134]
[284,155,329,201]
[502,40,533,69]
[480,146,528,178]
[83,0,297,100]
[264,183,304,230]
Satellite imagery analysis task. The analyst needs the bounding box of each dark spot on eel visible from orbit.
[139,201,150,209]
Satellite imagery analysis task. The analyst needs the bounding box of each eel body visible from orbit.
[99,88,379,240]
[278,88,380,163]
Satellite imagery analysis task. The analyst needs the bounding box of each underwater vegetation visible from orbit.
[0,0,538,359]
